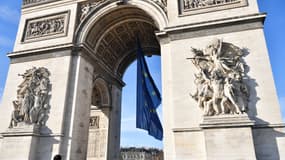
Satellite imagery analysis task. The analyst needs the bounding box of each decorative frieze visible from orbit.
[180,0,248,15]
[9,67,51,128]
[23,0,51,6]
[22,11,69,42]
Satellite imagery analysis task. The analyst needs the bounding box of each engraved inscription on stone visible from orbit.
[9,67,51,128]
[189,38,249,116]
[181,0,247,15]
[23,12,69,42]
[89,116,100,129]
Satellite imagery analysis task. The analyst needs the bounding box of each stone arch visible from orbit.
[92,77,111,107]
[75,0,167,77]
[74,1,166,159]
[87,77,112,159]
[75,0,168,44]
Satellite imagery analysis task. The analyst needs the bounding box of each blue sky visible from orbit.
[0,1,284,149]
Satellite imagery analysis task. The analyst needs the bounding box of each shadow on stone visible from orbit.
[252,117,285,160]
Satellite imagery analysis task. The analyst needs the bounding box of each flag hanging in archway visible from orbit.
[136,38,163,140]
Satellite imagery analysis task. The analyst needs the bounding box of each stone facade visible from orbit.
[120,147,163,160]
[0,0,284,160]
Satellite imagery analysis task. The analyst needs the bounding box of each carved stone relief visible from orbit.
[9,67,51,128]
[184,0,240,9]
[90,116,100,129]
[152,0,167,13]
[181,0,247,15]
[23,12,69,42]
[22,0,54,6]
[189,38,249,116]
[79,0,108,22]
[79,0,167,22]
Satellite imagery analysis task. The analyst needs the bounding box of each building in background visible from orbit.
[120,147,163,160]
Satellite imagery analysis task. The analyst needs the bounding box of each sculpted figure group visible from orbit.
[184,0,239,9]
[26,17,65,39]
[23,0,49,5]
[9,67,51,128]
[190,38,249,116]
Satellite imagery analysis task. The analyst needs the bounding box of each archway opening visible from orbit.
[120,55,163,158]
[81,6,161,77]
[82,5,164,160]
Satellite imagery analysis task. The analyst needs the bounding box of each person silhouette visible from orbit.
[53,155,62,160]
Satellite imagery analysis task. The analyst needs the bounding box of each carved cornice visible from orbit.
[157,13,266,41]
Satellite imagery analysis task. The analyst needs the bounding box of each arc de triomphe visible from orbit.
[0,0,284,160]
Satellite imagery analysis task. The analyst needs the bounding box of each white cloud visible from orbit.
[0,6,20,24]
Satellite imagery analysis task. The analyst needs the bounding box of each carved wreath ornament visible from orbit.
[9,67,51,128]
[189,38,249,116]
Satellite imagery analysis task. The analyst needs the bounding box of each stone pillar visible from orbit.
[157,34,176,160]
[0,49,73,160]
[63,54,94,160]
[107,85,122,160]
[158,2,285,157]
[87,107,110,160]
[0,124,40,160]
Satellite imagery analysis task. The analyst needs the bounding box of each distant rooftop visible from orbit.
[120,147,163,160]
[121,147,163,153]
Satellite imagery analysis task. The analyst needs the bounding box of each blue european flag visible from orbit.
[136,38,163,140]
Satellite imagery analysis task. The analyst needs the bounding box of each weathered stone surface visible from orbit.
[204,127,256,160]
[0,0,284,160]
